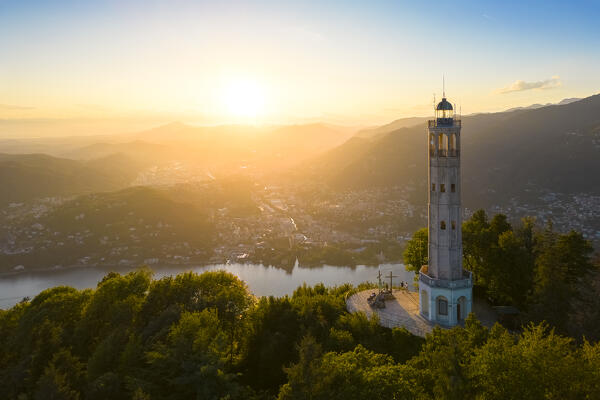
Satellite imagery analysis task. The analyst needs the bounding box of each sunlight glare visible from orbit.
[220,79,266,119]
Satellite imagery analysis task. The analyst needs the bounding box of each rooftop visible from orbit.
[436,97,453,111]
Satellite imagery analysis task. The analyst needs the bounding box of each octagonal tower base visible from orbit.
[419,266,473,326]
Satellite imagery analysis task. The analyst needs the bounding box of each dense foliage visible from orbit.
[403,227,428,273]
[404,210,599,338]
[0,270,420,399]
[280,317,600,400]
[1,266,599,399]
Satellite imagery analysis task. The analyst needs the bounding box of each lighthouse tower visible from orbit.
[418,93,473,326]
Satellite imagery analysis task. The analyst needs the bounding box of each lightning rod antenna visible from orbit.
[443,75,445,98]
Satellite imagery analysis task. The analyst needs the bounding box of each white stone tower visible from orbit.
[418,93,473,326]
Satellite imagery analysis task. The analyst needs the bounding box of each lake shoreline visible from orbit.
[0,262,414,310]
[0,260,389,279]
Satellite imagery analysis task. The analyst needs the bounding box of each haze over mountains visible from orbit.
[308,94,600,209]
[0,123,355,203]
[0,95,599,212]
[0,153,144,204]
[1,94,599,274]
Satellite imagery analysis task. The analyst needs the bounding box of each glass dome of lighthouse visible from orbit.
[436,98,454,122]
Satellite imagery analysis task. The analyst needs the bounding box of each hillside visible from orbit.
[128,122,355,168]
[1,269,599,399]
[0,186,214,272]
[354,117,428,139]
[62,140,175,163]
[0,153,144,204]
[0,122,356,177]
[308,94,600,209]
[504,97,581,112]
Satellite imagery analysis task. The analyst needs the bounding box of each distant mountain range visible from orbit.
[354,117,428,139]
[0,122,355,203]
[0,153,146,204]
[1,96,598,208]
[305,94,600,208]
[0,122,353,163]
[123,122,355,169]
[353,98,584,140]
[503,97,581,112]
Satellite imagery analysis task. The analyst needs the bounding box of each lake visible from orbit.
[0,262,415,309]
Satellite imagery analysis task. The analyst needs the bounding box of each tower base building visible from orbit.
[419,269,472,326]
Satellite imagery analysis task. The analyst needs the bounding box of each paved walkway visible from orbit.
[346,289,434,337]
[346,289,498,338]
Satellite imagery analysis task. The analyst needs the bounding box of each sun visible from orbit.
[220,78,266,120]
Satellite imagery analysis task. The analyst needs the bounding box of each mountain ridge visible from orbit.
[305,94,600,208]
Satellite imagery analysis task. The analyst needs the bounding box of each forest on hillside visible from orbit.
[404,210,600,339]
[1,269,600,400]
[2,210,600,400]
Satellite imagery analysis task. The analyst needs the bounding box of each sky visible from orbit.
[1,0,599,127]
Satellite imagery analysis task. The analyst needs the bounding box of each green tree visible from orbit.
[145,309,240,399]
[34,349,85,400]
[239,296,303,392]
[403,227,428,273]
[331,311,423,363]
[279,343,423,400]
[277,335,322,400]
[461,210,535,307]
[468,323,584,400]
[409,314,488,400]
[462,209,493,280]
[530,225,595,333]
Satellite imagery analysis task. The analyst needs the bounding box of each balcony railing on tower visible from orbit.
[428,119,461,128]
[429,149,460,157]
[419,266,472,289]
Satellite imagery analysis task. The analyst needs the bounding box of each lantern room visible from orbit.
[435,98,454,124]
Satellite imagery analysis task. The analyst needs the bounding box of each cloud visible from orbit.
[497,76,562,94]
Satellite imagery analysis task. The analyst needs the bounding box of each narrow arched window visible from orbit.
[429,134,436,156]
[438,298,448,315]
[440,221,446,230]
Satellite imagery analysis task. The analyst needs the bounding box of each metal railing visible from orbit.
[419,267,472,289]
[429,149,460,157]
[428,119,461,128]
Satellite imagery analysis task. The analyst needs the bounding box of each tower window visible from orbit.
[432,183,435,191]
[451,183,456,192]
[438,298,448,315]
[440,221,446,230]
[451,221,456,230]
[440,184,445,193]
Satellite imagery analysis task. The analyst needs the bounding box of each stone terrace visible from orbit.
[346,289,433,337]
[346,289,497,337]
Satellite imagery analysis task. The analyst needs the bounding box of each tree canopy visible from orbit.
[403,210,599,337]
[1,227,598,399]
